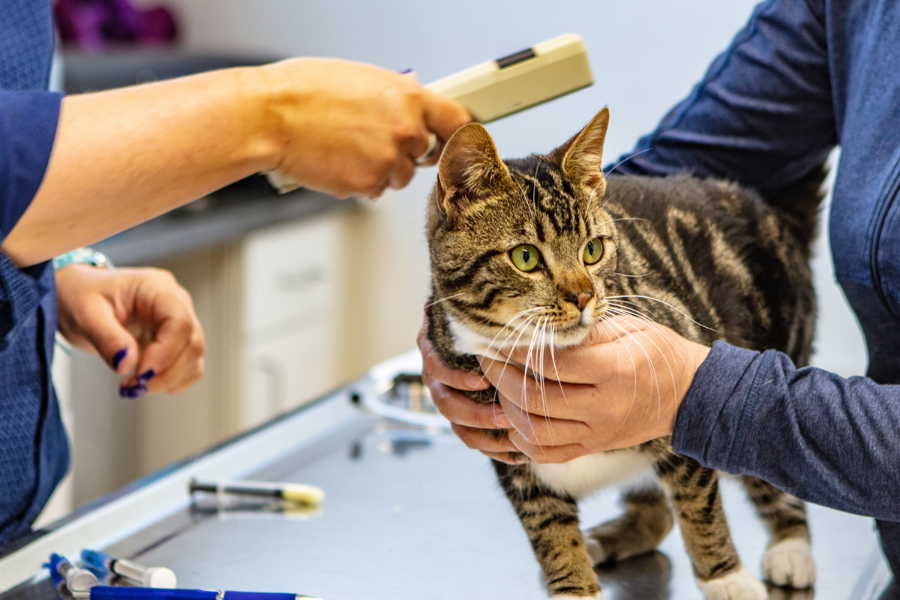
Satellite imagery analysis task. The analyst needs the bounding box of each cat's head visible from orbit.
[427,108,618,354]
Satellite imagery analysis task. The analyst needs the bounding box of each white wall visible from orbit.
[159,0,867,375]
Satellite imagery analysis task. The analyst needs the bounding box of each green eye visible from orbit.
[583,237,604,265]
[510,245,541,272]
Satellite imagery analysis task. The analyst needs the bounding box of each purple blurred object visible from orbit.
[55,0,178,50]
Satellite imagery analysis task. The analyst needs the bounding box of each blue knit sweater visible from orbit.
[615,0,900,575]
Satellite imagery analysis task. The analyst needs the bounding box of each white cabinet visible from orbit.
[237,216,342,428]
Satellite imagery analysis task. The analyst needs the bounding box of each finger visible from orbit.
[496,393,588,446]
[498,321,639,385]
[483,450,531,465]
[427,380,510,429]
[358,178,389,200]
[73,299,139,375]
[420,88,472,142]
[507,429,587,464]
[418,327,489,391]
[143,329,205,394]
[388,156,416,190]
[479,355,588,417]
[146,354,205,395]
[418,138,445,167]
[131,290,196,382]
[450,423,518,454]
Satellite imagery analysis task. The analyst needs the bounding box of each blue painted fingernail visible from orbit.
[398,68,414,74]
[137,369,156,383]
[112,348,127,370]
[119,384,148,399]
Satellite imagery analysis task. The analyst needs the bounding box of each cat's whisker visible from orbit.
[607,294,719,333]
[604,148,652,177]
[547,324,575,420]
[604,315,660,422]
[615,271,656,278]
[494,314,541,386]
[521,316,546,444]
[599,315,640,423]
[426,293,467,308]
[513,174,536,222]
[536,318,554,444]
[606,310,678,418]
[582,171,608,220]
[605,304,688,367]
[486,306,547,351]
[604,299,690,358]
[611,217,650,223]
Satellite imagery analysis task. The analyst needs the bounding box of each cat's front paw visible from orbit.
[698,567,767,600]
[762,538,816,588]
[549,593,602,600]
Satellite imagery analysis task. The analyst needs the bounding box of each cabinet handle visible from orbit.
[256,357,286,415]
[276,267,325,291]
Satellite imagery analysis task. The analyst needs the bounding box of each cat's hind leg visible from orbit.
[493,461,601,599]
[741,475,815,588]
[656,454,766,600]
[583,486,674,565]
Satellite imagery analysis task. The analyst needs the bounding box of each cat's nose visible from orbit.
[565,291,594,311]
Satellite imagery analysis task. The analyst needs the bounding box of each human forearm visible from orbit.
[674,341,900,521]
[4,66,278,266]
[3,58,470,267]
[612,0,835,200]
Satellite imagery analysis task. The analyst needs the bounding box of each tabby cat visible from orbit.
[425,108,821,599]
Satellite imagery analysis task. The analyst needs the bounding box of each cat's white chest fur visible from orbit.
[446,316,654,497]
[532,450,653,499]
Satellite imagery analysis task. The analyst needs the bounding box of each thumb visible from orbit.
[80,301,140,375]
[421,88,471,141]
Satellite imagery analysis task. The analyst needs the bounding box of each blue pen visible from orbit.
[68,587,323,600]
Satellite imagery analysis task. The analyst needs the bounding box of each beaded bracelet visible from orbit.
[52,247,114,271]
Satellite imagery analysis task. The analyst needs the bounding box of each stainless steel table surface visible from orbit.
[0,352,891,600]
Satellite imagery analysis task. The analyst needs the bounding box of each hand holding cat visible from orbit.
[56,265,205,399]
[479,316,711,463]
[417,322,528,463]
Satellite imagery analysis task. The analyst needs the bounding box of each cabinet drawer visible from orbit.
[242,217,340,334]
[240,320,339,429]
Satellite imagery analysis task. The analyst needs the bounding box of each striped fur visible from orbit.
[426,109,820,599]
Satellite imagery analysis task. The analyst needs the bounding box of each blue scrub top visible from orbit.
[0,0,67,547]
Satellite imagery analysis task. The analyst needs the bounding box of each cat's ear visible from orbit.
[437,123,515,215]
[552,107,609,195]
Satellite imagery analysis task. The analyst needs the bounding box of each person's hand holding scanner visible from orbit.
[420,315,710,464]
[3,58,471,267]
[56,265,205,398]
[261,59,471,199]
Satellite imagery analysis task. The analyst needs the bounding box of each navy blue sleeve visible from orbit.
[0,89,61,239]
[0,89,61,345]
[612,0,835,199]
[673,341,900,521]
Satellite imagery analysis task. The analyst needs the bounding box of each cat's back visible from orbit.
[602,173,819,362]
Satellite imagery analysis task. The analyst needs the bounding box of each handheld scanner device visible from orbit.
[266,33,594,193]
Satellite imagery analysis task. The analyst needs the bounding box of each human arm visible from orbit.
[2,58,470,267]
[612,0,835,201]
[477,316,900,521]
[55,264,204,398]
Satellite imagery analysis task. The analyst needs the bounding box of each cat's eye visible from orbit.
[583,238,604,265]
[510,245,541,272]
